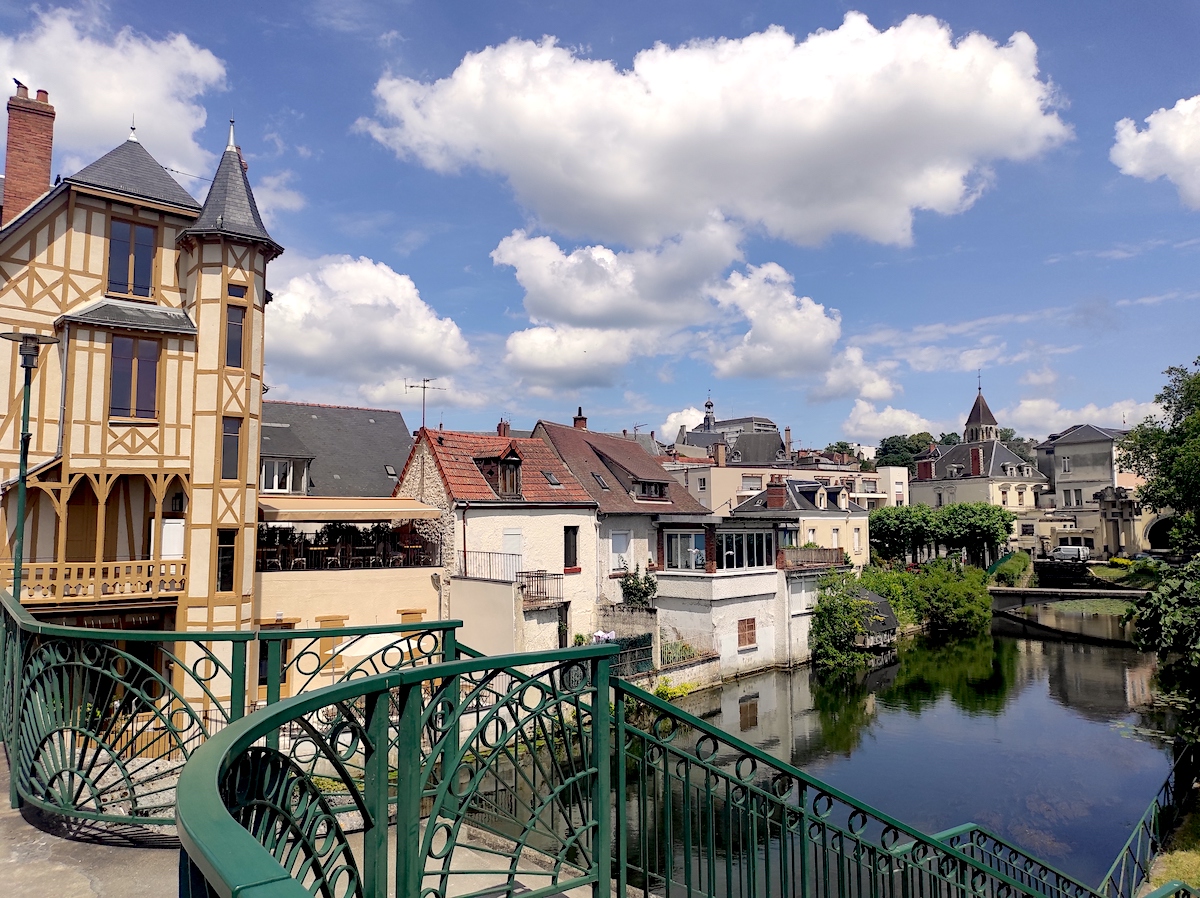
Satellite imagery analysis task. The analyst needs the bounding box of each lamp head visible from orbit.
[1,331,59,369]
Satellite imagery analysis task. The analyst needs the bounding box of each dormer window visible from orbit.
[498,460,520,497]
[107,219,156,298]
[636,481,667,499]
[817,491,827,510]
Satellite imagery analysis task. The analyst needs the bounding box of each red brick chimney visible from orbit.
[766,474,787,509]
[573,406,587,429]
[496,419,510,437]
[3,84,56,227]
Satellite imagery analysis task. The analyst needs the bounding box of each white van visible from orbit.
[1049,545,1090,562]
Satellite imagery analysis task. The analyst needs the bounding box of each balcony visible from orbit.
[2,558,188,605]
[457,550,521,582]
[516,569,565,607]
[779,546,846,569]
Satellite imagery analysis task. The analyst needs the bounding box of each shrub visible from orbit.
[1109,557,1135,568]
[811,574,873,670]
[619,565,658,606]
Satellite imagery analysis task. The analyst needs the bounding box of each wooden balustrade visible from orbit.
[0,559,188,604]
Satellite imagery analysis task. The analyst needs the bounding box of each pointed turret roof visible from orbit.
[65,132,200,212]
[965,390,997,426]
[182,122,282,257]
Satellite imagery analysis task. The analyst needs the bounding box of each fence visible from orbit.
[781,546,847,568]
[516,570,564,605]
[457,550,521,582]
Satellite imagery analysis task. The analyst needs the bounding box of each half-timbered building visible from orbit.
[0,83,281,634]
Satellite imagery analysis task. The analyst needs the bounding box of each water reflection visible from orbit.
[673,623,1170,885]
[1006,603,1137,643]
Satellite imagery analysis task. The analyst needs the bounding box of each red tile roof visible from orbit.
[400,428,594,504]
[534,421,710,515]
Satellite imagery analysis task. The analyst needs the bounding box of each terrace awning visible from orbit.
[257,496,441,523]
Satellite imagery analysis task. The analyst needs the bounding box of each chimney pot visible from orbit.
[3,84,55,227]
[497,419,510,437]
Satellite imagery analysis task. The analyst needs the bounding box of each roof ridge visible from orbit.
[264,399,409,414]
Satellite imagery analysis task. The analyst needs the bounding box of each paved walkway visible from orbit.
[0,755,179,897]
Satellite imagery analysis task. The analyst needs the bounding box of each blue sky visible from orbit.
[3,1,1198,446]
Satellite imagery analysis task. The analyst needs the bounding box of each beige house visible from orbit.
[910,390,1047,553]
[0,85,280,635]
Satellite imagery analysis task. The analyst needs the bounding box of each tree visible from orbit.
[810,573,873,670]
[825,440,854,456]
[1120,358,1200,554]
[876,431,934,472]
[997,427,1037,463]
[938,432,961,445]
[934,502,1016,566]
[868,504,938,562]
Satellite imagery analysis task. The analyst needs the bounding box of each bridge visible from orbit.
[990,586,1148,612]
[1,589,1195,898]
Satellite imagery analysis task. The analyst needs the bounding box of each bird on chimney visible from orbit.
[12,78,25,89]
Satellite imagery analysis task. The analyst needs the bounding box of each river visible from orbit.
[669,623,1170,887]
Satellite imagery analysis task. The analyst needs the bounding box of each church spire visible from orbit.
[963,388,999,443]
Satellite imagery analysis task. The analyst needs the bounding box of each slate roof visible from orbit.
[965,390,998,426]
[728,431,788,466]
[261,401,412,497]
[731,478,864,517]
[260,422,314,460]
[859,590,899,634]
[534,422,708,516]
[183,129,282,256]
[65,136,200,212]
[1035,424,1128,450]
[56,297,196,335]
[913,440,1048,482]
[406,428,594,504]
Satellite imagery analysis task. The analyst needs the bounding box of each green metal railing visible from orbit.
[178,641,1193,898]
[0,587,460,825]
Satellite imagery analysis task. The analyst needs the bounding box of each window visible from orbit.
[1021,523,1035,536]
[107,220,155,297]
[637,480,667,499]
[1061,456,1071,473]
[257,623,293,686]
[853,528,862,553]
[697,477,707,491]
[216,529,237,593]
[806,528,816,544]
[611,530,632,569]
[1001,490,1009,505]
[831,528,840,549]
[739,695,758,730]
[936,491,944,507]
[109,336,159,418]
[778,528,798,548]
[716,531,774,570]
[1074,489,1083,505]
[261,458,291,492]
[564,526,579,569]
[1063,490,1072,507]
[817,492,826,510]
[222,418,242,481]
[384,464,397,478]
[1017,490,1025,507]
[862,480,878,493]
[228,284,247,299]
[498,460,520,497]
[665,532,705,570]
[740,475,763,491]
[542,471,562,486]
[737,618,757,649]
[592,472,610,490]
[225,304,246,368]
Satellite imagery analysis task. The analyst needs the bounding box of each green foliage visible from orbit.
[938,432,961,445]
[881,633,1019,716]
[800,541,822,549]
[917,560,992,635]
[1109,556,1135,568]
[825,440,854,456]
[619,564,658,607]
[653,678,697,701]
[876,431,935,472]
[573,633,587,646]
[868,504,938,561]
[1120,358,1200,555]
[990,551,1031,587]
[1125,554,1200,739]
[810,573,873,670]
[858,565,924,627]
[934,503,1017,565]
[997,427,1037,463]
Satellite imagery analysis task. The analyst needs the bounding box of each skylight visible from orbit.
[384,464,397,477]
[542,471,562,486]
[592,472,610,490]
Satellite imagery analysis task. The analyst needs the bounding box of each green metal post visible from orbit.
[614,682,628,898]
[11,363,32,606]
[362,687,390,898]
[442,628,460,813]
[265,638,282,750]
[229,640,247,721]
[592,656,612,897]
[7,623,19,809]
[394,683,423,898]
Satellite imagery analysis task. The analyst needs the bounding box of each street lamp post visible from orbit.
[1,332,59,602]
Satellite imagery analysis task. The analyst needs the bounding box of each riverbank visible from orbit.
[1151,812,1200,892]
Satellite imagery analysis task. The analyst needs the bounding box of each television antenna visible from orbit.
[404,377,446,429]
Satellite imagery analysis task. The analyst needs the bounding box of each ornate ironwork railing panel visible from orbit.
[0,588,460,826]
[933,823,1099,898]
[1098,744,1198,898]
[177,644,620,898]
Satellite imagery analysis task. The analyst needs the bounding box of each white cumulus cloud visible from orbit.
[361,13,1069,248]
[503,324,659,391]
[265,255,475,405]
[0,8,226,186]
[711,263,842,378]
[659,407,705,444]
[1000,398,1159,439]
[842,400,935,442]
[811,347,898,401]
[1112,94,1200,208]
[254,170,306,225]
